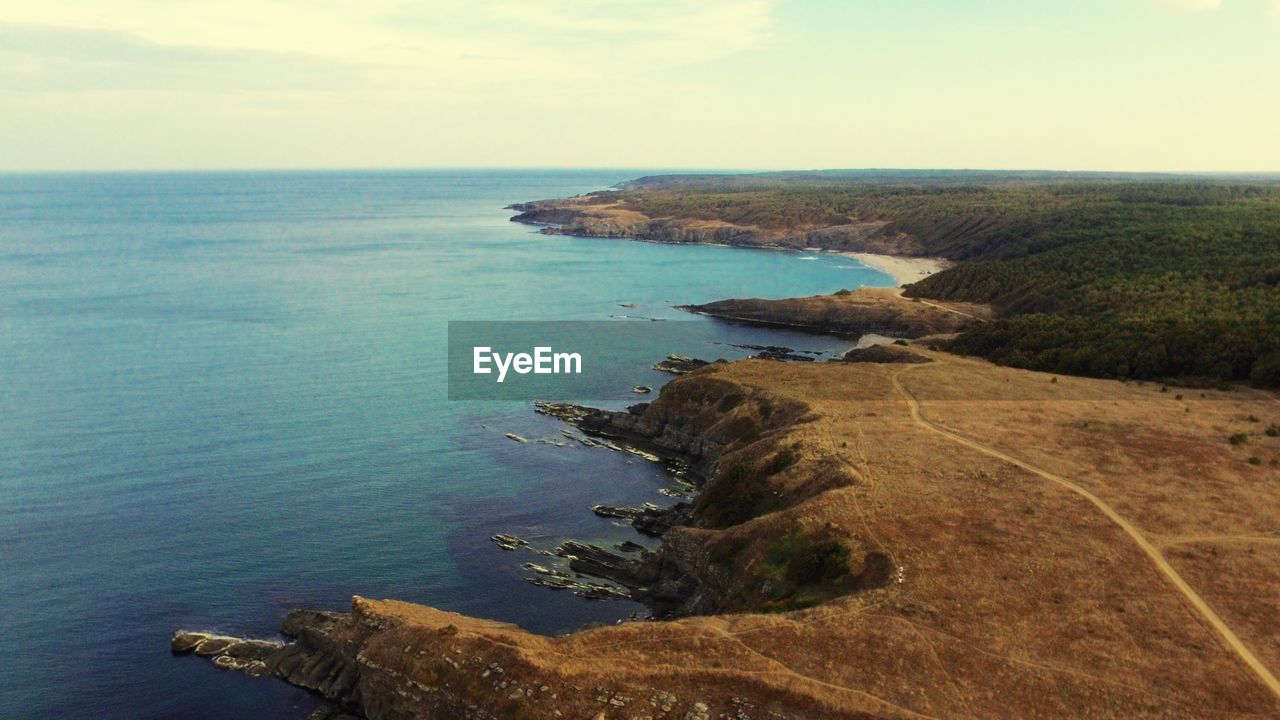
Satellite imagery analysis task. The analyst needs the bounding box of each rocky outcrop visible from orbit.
[652,354,711,375]
[172,611,365,713]
[683,287,978,339]
[842,344,932,364]
[178,364,892,718]
[178,596,886,720]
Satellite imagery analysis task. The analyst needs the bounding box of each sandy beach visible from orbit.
[817,250,951,287]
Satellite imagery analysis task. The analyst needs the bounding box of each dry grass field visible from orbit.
[334,353,1280,718]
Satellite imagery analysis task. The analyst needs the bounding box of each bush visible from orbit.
[1252,351,1280,387]
[763,445,801,476]
[786,539,850,586]
[759,531,853,610]
[1266,424,1279,437]
[717,392,744,412]
[695,462,771,528]
[1229,432,1249,445]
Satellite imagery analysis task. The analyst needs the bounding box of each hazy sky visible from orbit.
[2,0,1278,171]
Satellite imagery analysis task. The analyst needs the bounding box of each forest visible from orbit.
[616,173,1280,386]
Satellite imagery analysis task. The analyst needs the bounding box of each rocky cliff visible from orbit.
[506,195,925,256]
[175,363,896,719]
[174,355,1280,719]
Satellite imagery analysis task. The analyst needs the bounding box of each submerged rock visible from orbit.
[591,504,644,520]
[632,385,652,394]
[504,432,528,443]
[490,533,528,551]
[727,343,819,362]
[652,354,710,375]
[172,632,285,675]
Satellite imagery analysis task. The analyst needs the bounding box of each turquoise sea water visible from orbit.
[0,170,893,719]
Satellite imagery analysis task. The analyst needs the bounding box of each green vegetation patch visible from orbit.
[614,173,1280,386]
[758,531,853,612]
[695,444,803,528]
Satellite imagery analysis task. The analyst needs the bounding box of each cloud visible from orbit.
[0,1,778,102]
[0,23,363,93]
[485,0,777,61]
[1151,0,1224,9]
[0,1,776,67]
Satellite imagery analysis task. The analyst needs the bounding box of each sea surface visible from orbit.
[0,170,894,719]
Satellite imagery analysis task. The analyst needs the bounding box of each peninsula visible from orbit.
[176,171,1280,719]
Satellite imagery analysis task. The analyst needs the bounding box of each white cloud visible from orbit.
[1151,0,1224,9]
[0,1,776,68]
[0,0,778,108]
[486,0,776,61]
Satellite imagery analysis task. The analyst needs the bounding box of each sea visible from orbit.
[0,170,894,719]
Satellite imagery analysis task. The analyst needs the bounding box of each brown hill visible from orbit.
[683,287,989,339]
[178,353,1280,719]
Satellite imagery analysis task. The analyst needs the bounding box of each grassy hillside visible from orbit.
[612,173,1280,385]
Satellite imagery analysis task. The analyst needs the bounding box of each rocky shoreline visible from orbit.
[174,360,896,719]
[169,191,972,720]
[505,195,927,257]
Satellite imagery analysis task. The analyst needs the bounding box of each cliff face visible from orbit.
[507,196,925,256]
[176,356,1280,720]
[175,364,896,719]
[178,595,893,720]
[537,368,886,617]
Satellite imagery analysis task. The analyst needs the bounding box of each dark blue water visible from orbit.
[0,170,893,719]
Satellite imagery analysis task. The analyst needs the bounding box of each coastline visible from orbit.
[826,251,951,287]
[171,352,1280,720]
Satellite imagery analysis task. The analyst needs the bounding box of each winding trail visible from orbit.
[890,287,988,323]
[890,363,1280,703]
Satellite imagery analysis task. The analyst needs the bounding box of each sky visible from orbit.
[1,0,1278,172]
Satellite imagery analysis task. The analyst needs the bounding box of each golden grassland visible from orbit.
[352,354,1280,718]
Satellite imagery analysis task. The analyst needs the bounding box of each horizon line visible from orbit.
[3,165,1280,177]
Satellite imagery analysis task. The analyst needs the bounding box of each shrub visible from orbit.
[1252,351,1280,387]
[1229,432,1249,445]
[759,531,853,610]
[786,539,850,586]
[717,392,744,412]
[763,445,801,476]
[1248,457,1262,465]
[1266,424,1279,437]
[695,462,771,528]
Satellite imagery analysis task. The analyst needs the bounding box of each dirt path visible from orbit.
[1157,533,1280,548]
[891,288,988,323]
[890,363,1280,703]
